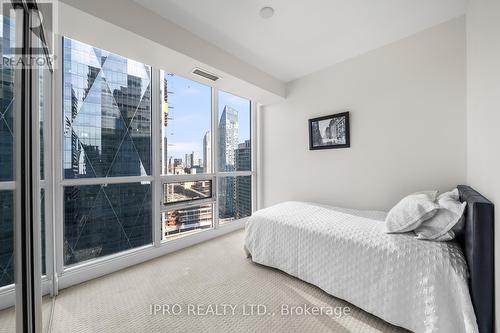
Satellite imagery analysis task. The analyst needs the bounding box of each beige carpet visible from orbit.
[0,297,53,333]
[1,229,408,333]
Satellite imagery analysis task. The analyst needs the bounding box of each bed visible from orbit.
[244,185,494,333]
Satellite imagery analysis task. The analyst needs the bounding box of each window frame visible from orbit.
[158,70,215,242]
[158,73,256,241]
[50,35,256,296]
[214,89,255,225]
[55,37,156,272]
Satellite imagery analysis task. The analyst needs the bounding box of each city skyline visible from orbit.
[162,74,251,164]
[60,43,251,246]
[159,73,252,235]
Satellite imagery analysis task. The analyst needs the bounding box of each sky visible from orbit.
[164,73,251,160]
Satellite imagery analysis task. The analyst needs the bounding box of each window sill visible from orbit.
[57,218,246,291]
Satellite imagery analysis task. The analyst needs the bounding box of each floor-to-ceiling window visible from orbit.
[160,72,215,239]
[59,39,255,266]
[159,72,255,239]
[61,37,153,266]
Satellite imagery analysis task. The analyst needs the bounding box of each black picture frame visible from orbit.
[309,112,350,150]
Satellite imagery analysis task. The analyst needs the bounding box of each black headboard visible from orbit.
[457,185,495,333]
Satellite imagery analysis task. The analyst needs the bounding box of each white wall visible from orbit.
[466,0,500,329]
[260,17,466,211]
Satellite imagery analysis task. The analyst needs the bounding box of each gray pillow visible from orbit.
[414,189,466,241]
[384,191,439,233]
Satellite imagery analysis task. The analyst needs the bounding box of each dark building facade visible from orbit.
[0,16,15,287]
[62,38,152,265]
[235,140,252,219]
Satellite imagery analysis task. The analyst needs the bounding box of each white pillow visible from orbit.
[440,188,460,201]
[414,189,466,241]
[384,191,439,233]
[440,188,466,236]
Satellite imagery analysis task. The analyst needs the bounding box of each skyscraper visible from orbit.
[203,131,211,173]
[167,156,174,174]
[218,106,239,172]
[218,106,239,217]
[235,140,252,218]
[235,140,251,171]
[191,151,199,167]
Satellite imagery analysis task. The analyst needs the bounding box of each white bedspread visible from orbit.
[244,201,478,333]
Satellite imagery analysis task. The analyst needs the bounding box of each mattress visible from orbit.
[244,201,478,333]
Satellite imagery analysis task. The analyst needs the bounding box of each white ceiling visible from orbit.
[133,0,466,82]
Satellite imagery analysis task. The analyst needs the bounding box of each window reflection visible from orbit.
[0,16,15,182]
[64,183,152,266]
[63,38,152,179]
[0,191,14,287]
[62,38,154,267]
[0,15,15,288]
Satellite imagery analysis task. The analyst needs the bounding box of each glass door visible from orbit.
[0,1,53,332]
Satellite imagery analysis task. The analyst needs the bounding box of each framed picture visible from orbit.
[309,112,350,150]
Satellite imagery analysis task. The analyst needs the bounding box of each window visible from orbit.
[164,180,212,204]
[0,15,15,288]
[160,72,214,240]
[57,39,254,271]
[162,204,213,239]
[217,91,252,224]
[63,38,152,179]
[161,73,211,175]
[159,76,254,237]
[62,38,153,266]
[63,182,152,265]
